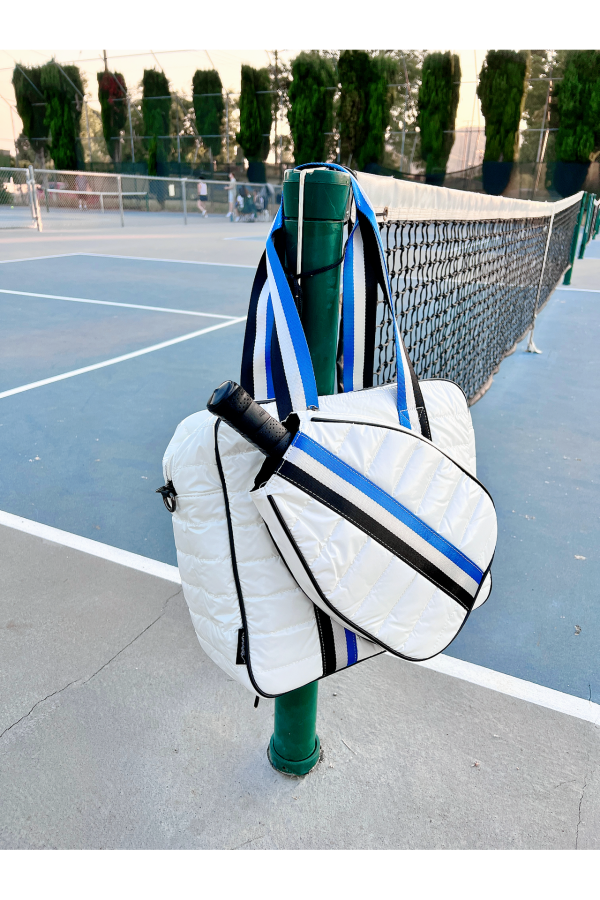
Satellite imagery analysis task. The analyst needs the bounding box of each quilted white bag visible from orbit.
[162,164,495,696]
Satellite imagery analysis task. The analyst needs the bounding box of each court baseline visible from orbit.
[2,508,598,727]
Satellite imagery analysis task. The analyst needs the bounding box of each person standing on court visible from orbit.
[224,171,236,220]
[197,179,208,217]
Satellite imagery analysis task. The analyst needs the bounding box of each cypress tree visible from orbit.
[338,51,396,171]
[237,65,272,182]
[555,50,600,164]
[142,69,171,175]
[40,61,84,171]
[417,52,460,184]
[477,50,529,163]
[477,50,529,194]
[288,52,335,165]
[97,70,127,164]
[11,64,49,164]
[192,69,224,158]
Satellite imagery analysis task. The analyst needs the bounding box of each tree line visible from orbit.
[11,50,600,196]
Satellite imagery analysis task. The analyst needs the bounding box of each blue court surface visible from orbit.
[1,252,598,703]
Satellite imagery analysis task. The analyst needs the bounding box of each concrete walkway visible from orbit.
[1,524,599,850]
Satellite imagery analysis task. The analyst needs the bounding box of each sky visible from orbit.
[0,48,486,168]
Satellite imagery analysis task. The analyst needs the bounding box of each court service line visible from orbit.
[0,288,237,320]
[555,286,600,293]
[0,252,256,268]
[1,509,598,727]
[74,252,256,269]
[0,316,246,400]
[0,253,82,265]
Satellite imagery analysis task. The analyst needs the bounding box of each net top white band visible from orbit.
[356,172,583,222]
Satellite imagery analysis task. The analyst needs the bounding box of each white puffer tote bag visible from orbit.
[162,163,495,696]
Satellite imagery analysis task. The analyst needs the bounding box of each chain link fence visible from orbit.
[28,168,281,228]
[0,166,42,230]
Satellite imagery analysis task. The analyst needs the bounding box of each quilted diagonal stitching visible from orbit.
[250,616,322,638]
[414,455,446,515]
[391,440,421,496]
[317,522,371,592]
[291,495,349,564]
[378,574,436,642]
[362,428,390,479]
[346,549,398,622]
[449,477,488,552]
[396,585,457,655]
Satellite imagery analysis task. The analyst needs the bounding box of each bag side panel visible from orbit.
[168,413,255,692]
[419,380,476,476]
[215,421,325,696]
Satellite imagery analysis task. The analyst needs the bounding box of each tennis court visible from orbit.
[1,230,598,698]
[1,209,599,850]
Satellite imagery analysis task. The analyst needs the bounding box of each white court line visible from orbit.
[2,508,598,726]
[0,510,180,584]
[73,252,255,269]
[415,655,599,726]
[0,288,237,320]
[0,253,81,265]
[0,316,246,400]
[0,251,255,269]
[556,286,600,293]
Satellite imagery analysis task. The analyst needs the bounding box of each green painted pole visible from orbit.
[563,193,587,285]
[267,167,351,777]
[578,192,593,260]
[593,196,600,239]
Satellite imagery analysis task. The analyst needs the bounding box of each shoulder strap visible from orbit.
[240,164,430,439]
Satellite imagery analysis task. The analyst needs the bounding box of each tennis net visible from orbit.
[356,173,584,403]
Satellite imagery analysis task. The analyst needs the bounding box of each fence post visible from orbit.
[563,193,586,285]
[181,178,187,225]
[117,174,124,227]
[27,165,42,231]
[267,167,351,776]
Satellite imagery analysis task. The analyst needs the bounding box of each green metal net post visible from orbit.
[577,192,593,260]
[267,167,351,776]
[563,193,587,285]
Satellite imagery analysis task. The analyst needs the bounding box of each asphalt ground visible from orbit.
[1,218,599,849]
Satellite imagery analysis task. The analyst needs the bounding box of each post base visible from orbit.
[267,734,321,777]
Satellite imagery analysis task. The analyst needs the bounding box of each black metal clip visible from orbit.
[155,480,177,513]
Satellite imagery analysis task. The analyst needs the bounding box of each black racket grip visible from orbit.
[207,381,293,458]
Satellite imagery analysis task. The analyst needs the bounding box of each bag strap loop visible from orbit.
[240,163,430,438]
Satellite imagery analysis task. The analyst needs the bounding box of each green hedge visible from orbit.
[142,69,171,175]
[555,50,600,164]
[11,65,48,161]
[192,69,224,158]
[97,71,127,163]
[40,61,84,170]
[417,52,461,182]
[338,51,396,171]
[237,65,272,181]
[477,50,529,163]
[288,52,335,165]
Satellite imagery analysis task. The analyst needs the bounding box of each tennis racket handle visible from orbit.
[207,381,293,458]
